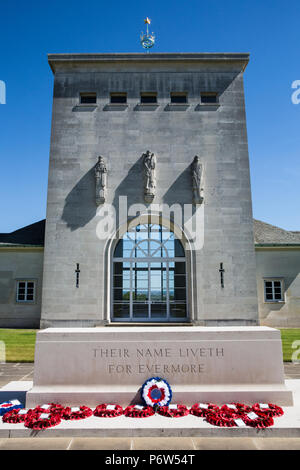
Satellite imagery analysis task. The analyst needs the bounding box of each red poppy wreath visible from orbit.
[24,411,61,430]
[190,403,220,417]
[220,403,251,415]
[205,410,247,428]
[34,403,64,416]
[2,408,36,424]
[242,411,274,428]
[62,406,93,420]
[93,404,123,417]
[124,405,155,418]
[251,403,284,418]
[156,404,189,418]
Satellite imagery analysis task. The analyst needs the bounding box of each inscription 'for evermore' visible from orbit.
[108,363,206,375]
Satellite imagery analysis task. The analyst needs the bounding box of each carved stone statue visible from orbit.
[143,150,156,203]
[191,155,203,204]
[95,156,107,205]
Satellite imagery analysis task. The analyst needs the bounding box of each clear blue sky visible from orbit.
[0,0,299,232]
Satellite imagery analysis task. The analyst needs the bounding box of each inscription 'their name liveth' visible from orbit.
[93,347,224,359]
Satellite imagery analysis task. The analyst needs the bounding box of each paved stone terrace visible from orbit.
[0,363,34,388]
[0,363,299,450]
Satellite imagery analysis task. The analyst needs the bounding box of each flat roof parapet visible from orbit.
[48,52,250,74]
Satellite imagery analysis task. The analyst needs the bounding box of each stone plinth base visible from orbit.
[26,326,293,407]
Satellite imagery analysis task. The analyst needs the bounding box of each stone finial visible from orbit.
[191,156,204,204]
[143,150,156,203]
[95,156,107,205]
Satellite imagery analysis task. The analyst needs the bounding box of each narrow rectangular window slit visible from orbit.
[140,93,157,104]
[170,93,187,104]
[75,264,80,288]
[219,263,225,288]
[201,93,218,104]
[110,93,127,104]
[80,93,97,104]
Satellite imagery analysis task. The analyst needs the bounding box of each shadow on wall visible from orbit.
[61,157,146,231]
[61,159,196,230]
[62,168,96,231]
[162,164,193,206]
[112,155,145,213]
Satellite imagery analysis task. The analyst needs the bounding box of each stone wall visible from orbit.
[256,248,300,327]
[0,248,43,328]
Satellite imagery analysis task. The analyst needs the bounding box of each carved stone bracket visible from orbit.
[142,150,156,204]
[95,156,107,205]
[191,155,204,205]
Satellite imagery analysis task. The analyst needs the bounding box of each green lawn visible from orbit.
[0,329,36,362]
[0,328,299,363]
[280,328,300,362]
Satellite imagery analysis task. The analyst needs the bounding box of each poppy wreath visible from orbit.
[156,404,189,418]
[2,408,36,424]
[34,403,64,416]
[242,411,274,429]
[190,403,220,417]
[205,410,243,428]
[62,406,93,420]
[124,405,155,418]
[251,403,284,418]
[0,400,22,416]
[24,411,61,430]
[220,403,251,415]
[141,377,172,407]
[93,404,123,418]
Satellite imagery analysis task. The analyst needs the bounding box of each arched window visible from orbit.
[112,223,187,322]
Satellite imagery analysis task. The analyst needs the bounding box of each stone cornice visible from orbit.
[0,245,44,251]
[48,53,250,74]
[255,244,300,250]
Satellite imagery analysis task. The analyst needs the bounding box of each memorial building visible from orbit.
[1,53,300,329]
[0,50,295,406]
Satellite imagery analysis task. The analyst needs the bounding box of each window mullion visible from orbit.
[148,263,151,319]
[130,263,133,320]
[166,262,170,320]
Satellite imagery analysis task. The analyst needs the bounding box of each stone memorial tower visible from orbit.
[41,53,258,328]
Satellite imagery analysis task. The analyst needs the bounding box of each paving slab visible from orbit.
[0,437,72,450]
[69,437,132,450]
[192,437,258,450]
[132,437,195,450]
[253,437,300,450]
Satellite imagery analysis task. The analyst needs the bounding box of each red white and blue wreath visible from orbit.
[141,377,172,407]
[0,399,22,416]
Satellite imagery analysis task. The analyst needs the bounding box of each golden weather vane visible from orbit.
[140,17,155,52]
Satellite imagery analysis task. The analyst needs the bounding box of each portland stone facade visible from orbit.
[41,53,258,328]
